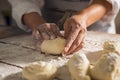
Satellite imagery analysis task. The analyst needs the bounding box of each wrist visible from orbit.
[73,12,88,28]
[30,20,46,30]
[23,12,46,30]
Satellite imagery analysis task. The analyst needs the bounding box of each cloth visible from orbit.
[8,0,120,33]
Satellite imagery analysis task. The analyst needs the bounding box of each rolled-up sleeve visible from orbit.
[88,0,120,33]
[8,0,41,32]
[100,0,120,23]
[106,0,120,14]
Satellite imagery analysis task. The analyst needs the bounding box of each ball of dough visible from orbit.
[67,53,91,80]
[103,41,120,54]
[89,52,120,80]
[22,61,57,80]
[40,37,66,55]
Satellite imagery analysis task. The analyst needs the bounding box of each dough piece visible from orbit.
[67,53,91,80]
[40,37,66,55]
[22,61,57,80]
[89,52,120,80]
[103,41,120,54]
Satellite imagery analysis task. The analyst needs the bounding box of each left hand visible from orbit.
[32,23,62,49]
[64,14,87,55]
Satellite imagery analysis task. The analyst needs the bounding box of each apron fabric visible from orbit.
[41,0,90,25]
[41,0,116,33]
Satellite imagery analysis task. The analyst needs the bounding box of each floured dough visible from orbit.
[40,37,66,55]
[103,41,120,54]
[22,61,57,80]
[67,53,91,80]
[89,52,120,80]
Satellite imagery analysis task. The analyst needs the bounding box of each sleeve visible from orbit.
[100,0,120,23]
[8,0,42,32]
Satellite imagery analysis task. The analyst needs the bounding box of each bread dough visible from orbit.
[89,52,120,80]
[22,61,57,80]
[67,53,91,80]
[103,41,120,54]
[40,37,66,55]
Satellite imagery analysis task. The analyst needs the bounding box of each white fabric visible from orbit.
[100,0,120,33]
[8,0,120,33]
[8,0,42,32]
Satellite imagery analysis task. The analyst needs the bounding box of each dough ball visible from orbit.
[22,61,57,80]
[40,37,66,55]
[103,41,120,54]
[89,52,120,80]
[67,53,90,80]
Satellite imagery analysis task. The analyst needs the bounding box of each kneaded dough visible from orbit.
[22,61,57,80]
[40,37,66,55]
[103,41,120,54]
[89,52,120,80]
[67,53,91,80]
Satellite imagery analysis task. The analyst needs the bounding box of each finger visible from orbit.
[47,32,56,39]
[41,32,50,40]
[69,35,85,54]
[38,24,51,40]
[32,29,41,40]
[50,23,61,38]
[64,21,72,38]
[51,23,63,37]
[73,41,85,53]
[33,29,44,46]
[64,24,80,53]
[65,41,84,55]
[66,30,85,55]
[45,23,59,39]
[35,39,43,51]
[32,30,44,50]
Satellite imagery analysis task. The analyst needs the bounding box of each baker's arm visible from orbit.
[64,0,115,54]
[75,0,112,27]
[8,0,43,32]
[23,12,46,30]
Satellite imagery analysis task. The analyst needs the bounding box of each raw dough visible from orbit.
[40,37,66,55]
[89,52,120,80]
[103,41,120,54]
[22,61,57,80]
[67,53,91,80]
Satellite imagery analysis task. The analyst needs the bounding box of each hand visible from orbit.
[64,14,87,55]
[32,23,62,48]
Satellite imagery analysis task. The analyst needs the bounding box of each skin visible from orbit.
[23,0,112,55]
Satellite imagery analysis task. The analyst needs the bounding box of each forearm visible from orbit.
[77,0,112,27]
[23,12,46,30]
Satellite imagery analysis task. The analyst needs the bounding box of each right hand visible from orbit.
[32,23,62,48]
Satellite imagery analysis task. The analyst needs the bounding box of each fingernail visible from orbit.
[67,50,71,55]
[64,47,69,52]
[62,52,66,57]
[36,30,40,35]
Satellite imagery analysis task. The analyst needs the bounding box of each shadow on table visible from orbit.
[3,72,26,80]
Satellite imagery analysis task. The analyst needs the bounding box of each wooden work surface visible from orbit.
[0,31,120,80]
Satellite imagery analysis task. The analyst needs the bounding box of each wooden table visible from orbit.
[0,31,120,80]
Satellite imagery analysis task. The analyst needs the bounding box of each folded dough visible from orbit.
[40,37,66,55]
[89,52,120,80]
[103,41,120,54]
[22,61,57,80]
[67,53,91,80]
